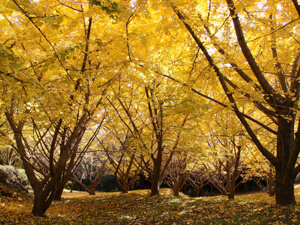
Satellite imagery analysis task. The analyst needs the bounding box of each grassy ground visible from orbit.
[1,186,300,224]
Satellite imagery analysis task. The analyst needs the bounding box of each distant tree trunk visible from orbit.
[196,187,202,197]
[171,182,181,197]
[228,146,241,200]
[120,180,129,194]
[267,163,275,197]
[164,157,189,197]
[71,161,106,196]
[150,181,160,196]
[227,179,236,200]
[188,172,210,197]
[150,151,163,196]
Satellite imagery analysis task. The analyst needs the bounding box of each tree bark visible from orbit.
[150,163,162,196]
[228,180,236,200]
[275,170,296,205]
[274,117,296,205]
[150,141,164,196]
[150,181,160,196]
[32,185,57,217]
[172,183,180,197]
[54,184,65,201]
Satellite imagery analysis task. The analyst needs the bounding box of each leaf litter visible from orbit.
[1,186,300,224]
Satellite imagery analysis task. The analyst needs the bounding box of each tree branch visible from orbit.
[173,6,278,167]
[225,0,283,105]
[11,0,75,86]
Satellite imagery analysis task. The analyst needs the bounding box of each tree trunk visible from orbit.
[267,166,275,197]
[32,188,57,217]
[196,187,201,197]
[150,170,161,196]
[150,181,160,196]
[274,117,296,205]
[172,186,180,197]
[275,170,296,205]
[32,198,48,217]
[228,180,235,200]
[88,189,96,195]
[150,153,163,196]
[121,184,129,194]
[88,178,100,195]
[150,160,162,196]
[119,178,129,193]
[53,184,65,201]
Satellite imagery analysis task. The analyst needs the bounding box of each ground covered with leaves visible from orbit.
[1,186,300,224]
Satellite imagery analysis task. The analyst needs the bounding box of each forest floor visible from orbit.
[1,185,300,224]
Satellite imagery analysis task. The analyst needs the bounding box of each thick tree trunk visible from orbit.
[121,188,128,194]
[89,183,97,195]
[274,117,296,205]
[172,179,182,196]
[196,187,201,197]
[54,184,65,201]
[88,177,101,195]
[32,188,56,217]
[32,198,48,217]
[275,170,296,205]
[150,167,161,196]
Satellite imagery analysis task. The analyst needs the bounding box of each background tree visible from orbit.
[106,75,197,196]
[71,153,107,195]
[199,112,247,199]
[164,152,190,196]
[99,131,141,193]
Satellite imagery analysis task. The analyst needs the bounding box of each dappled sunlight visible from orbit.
[61,188,186,199]
[2,185,300,224]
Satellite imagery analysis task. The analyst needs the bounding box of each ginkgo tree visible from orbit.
[104,66,207,196]
[0,0,130,216]
[167,0,300,205]
[99,128,142,194]
[198,112,246,199]
[2,0,300,218]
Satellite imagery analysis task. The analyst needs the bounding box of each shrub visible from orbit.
[0,165,29,192]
